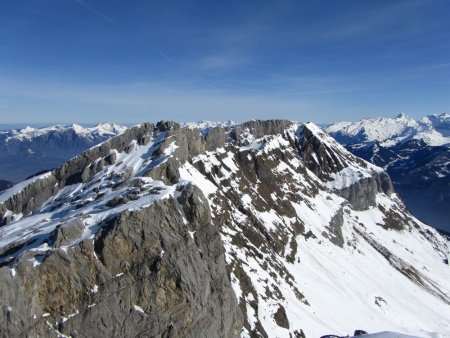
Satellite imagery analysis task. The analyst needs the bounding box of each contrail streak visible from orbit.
[74,0,114,24]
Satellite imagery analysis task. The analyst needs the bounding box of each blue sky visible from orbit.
[0,0,449,125]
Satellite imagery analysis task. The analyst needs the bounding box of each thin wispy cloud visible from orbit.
[430,62,450,69]
[74,0,114,24]
[325,2,422,39]
[198,54,249,71]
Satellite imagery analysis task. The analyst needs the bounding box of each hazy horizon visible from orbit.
[0,111,448,131]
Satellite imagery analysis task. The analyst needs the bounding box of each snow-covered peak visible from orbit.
[19,126,37,134]
[421,113,450,137]
[3,122,127,143]
[71,123,87,135]
[326,113,450,147]
[422,112,450,123]
[9,125,66,140]
[90,122,128,136]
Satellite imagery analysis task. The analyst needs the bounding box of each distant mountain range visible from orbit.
[326,113,450,231]
[0,123,127,184]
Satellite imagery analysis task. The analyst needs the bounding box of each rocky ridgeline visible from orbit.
[0,120,392,225]
[0,120,448,337]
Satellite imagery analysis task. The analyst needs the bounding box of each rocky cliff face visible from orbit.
[0,120,449,337]
[297,123,394,210]
[0,183,242,338]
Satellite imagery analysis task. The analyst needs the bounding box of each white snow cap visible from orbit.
[326,113,450,146]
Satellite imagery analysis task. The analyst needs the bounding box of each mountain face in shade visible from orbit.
[0,123,127,183]
[326,113,450,232]
[0,120,448,338]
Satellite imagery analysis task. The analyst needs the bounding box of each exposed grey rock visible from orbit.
[139,134,151,146]
[205,126,230,151]
[0,173,59,226]
[56,142,112,185]
[232,119,293,141]
[378,171,394,196]
[51,219,85,247]
[0,185,243,338]
[156,121,180,132]
[108,122,154,152]
[105,190,140,207]
[322,208,345,247]
[297,124,347,181]
[337,172,394,210]
[81,158,106,182]
[147,158,182,185]
[273,304,289,329]
[176,183,211,227]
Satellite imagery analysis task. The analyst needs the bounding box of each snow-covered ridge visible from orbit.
[326,113,450,147]
[2,122,127,142]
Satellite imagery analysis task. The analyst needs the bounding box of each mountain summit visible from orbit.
[0,120,448,337]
